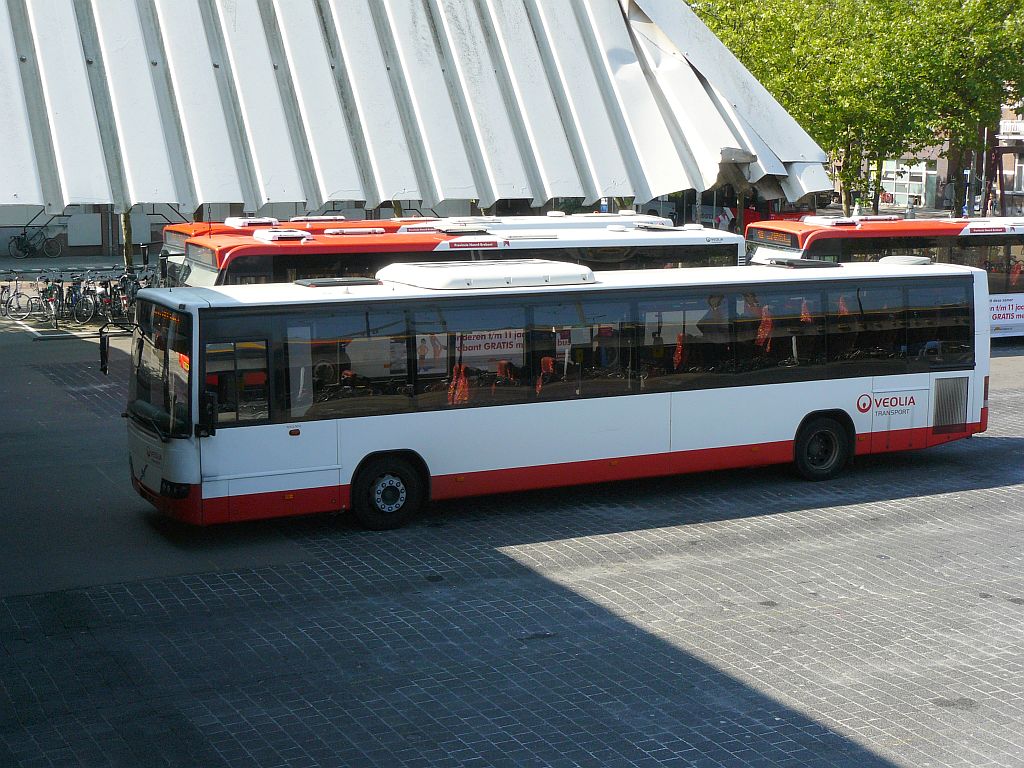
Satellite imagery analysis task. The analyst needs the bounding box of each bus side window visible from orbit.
[204,341,269,424]
[907,282,973,368]
[636,293,733,392]
[806,239,840,263]
[288,310,413,420]
[826,286,906,377]
[531,299,634,399]
[413,305,528,410]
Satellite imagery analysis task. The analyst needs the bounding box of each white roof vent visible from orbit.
[324,227,386,235]
[681,223,704,231]
[224,216,279,229]
[545,210,567,217]
[879,254,932,265]
[290,215,347,222]
[252,228,312,242]
[376,259,596,290]
[617,209,637,215]
[606,224,627,232]
[502,232,558,240]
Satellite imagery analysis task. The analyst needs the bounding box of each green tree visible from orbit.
[689,0,1022,215]
[909,0,1024,212]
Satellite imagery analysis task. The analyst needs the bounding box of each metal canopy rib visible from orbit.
[0,0,830,213]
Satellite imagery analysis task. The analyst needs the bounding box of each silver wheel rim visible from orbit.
[372,474,407,514]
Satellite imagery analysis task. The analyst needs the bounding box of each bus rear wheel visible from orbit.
[352,456,423,530]
[794,417,849,481]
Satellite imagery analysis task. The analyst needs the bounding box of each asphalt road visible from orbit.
[1,316,1023,768]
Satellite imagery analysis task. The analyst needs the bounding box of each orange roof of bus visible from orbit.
[187,230,453,270]
[744,217,982,248]
[165,217,436,240]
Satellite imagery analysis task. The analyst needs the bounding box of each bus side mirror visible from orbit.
[196,391,218,437]
[99,333,110,375]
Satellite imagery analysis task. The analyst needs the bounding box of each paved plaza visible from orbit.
[1,322,1023,768]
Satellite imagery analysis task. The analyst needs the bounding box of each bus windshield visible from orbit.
[129,300,192,438]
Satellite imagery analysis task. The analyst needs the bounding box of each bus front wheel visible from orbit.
[794,417,849,481]
[352,456,423,530]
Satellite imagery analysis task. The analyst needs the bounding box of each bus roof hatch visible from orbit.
[376,259,596,290]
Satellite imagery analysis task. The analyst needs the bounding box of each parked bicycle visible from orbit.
[8,227,63,259]
[2,266,154,327]
[4,272,42,321]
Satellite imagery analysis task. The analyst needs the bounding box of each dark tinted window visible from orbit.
[826,284,907,376]
[414,304,529,409]
[940,238,1024,294]
[223,251,429,285]
[204,340,269,424]
[283,309,412,420]
[530,299,635,399]
[731,288,826,383]
[907,282,973,368]
[636,292,733,391]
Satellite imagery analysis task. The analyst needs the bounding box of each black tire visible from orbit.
[72,295,96,325]
[43,237,62,258]
[794,417,850,481]
[6,292,32,320]
[8,239,26,259]
[352,456,424,530]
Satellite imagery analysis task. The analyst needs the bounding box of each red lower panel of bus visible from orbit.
[430,439,794,501]
[136,421,983,525]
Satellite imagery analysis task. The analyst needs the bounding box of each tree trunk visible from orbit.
[871,158,882,215]
[120,211,134,270]
[945,144,966,216]
[841,187,853,217]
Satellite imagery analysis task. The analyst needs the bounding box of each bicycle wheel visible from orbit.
[31,297,52,323]
[8,238,27,259]
[42,237,63,258]
[6,293,35,321]
[72,295,96,325]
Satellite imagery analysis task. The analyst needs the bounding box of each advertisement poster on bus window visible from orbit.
[990,294,1024,338]
[415,330,573,373]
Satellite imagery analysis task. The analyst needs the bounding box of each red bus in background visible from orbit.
[175,224,745,287]
[160,212,673,285]
[745,215,1024,337]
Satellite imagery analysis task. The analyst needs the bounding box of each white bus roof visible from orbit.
[395,211,672,233]
[429,225,741,251]
[144,260,980,312]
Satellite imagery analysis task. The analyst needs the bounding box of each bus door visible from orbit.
[199,336,340,521]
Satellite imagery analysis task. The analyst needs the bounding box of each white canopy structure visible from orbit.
[0,0,831,214]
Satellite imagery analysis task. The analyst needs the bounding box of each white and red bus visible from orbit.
[108,258,989,529]
[161,211,672,284]
[745,215,1024,337]
[175,223,742,288]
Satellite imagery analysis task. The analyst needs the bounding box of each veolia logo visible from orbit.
[857,393,918,413]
